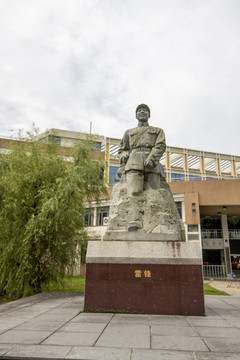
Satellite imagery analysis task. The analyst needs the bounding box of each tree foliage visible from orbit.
[0,128,106,299]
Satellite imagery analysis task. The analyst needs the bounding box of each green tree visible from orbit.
[0,128,106,299]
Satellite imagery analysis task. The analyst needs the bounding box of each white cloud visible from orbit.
[0,0,239,155]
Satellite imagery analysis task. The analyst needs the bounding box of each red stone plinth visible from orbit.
[84,263,205,316]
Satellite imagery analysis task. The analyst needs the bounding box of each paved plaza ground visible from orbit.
[0,282,240,360]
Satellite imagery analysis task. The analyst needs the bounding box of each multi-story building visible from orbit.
[1,128,240,278]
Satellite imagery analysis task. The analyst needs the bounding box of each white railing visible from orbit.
[229,229,240,239]
[201,229,222,239]
[203,265,227,279]
[201,229,240,239]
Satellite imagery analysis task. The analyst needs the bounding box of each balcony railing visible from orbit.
[201,229,240,239]
[203,265,227,279]
[201,229,223,239]
[229,229,240,239]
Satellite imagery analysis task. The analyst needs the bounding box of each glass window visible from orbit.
[93,142,101,151]
[188,225,198,232]
[206,177,217,180]
[189,175,201,181]
[231,256,240,277]
[203,249,222,265]
[96,206,109,226]
[175,201,182,218]
[188,234,199,240]
[48,135,61,145]
[171,173,185,182]
[109,166,120,186]
[83,208,94,226]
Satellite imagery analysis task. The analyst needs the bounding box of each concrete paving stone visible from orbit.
[14,310,48,317]
[0,322,21,333]
[18,304,52,311]
[44,307,80,315]
[34,304,67,311]
[221,313,240,319]
[0,329,52,344]
[0,344,16,356]
[106,323,150,334]
[151,325,198,336]
[187,315,221,320]
[5,344,73,358]
[0,307,20,315]
[15,320,64,331]
[222,317,240,328]
[59,322,106,333]
[18,303,49,310]
[19,316,67,327]
[218,297,240,306]
[187,316,220,323]
[0,304,15,310]
[66,346,131,360]
[204,296,226,302]
[214,309,240,317]
[68,299,84,306]
[9,306,45,313]
[57,303,83,309]
[152,335,209,352]
[195,352,240,359]
[131,349,195,360]
[195,326,240,338]
[42,331,100,346]
[208,308,235,316]
[203,337,240,353]
[95,324,150,349]
[70,297,84,301]
[150,316,190,327]
[33,313,76,322]
[0,311,37,320]
[206,298,233,304]
[204,309,220,316]
[70,299,84,305]
[188,318,234,328]
[34,298,66,303]
[205,303,234,310]
[0,317,30,327]
[110,314,150,325]
[210,302,239,309]
[35,301,68,307]
[71,313,113,323]
[17,305,54,312]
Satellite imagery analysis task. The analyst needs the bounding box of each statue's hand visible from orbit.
[144,159,154,167]
[121,154,129,164]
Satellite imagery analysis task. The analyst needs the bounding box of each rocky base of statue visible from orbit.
[103,176,185,241]
[84,241,205,316]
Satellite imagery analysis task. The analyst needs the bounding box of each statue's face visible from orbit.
[136,107,150,122]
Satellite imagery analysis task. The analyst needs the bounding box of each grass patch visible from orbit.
[42,275,85,293]
[204,283,229,296]
[0,275,85,304]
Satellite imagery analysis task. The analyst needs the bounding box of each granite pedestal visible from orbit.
[84,240,205,316]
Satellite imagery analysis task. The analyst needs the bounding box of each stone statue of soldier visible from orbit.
[118,104,166,196]
[105,104,185,236]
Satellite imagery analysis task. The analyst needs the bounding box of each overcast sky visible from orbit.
[0,0,239,155]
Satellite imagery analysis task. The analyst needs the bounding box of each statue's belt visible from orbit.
[131,147,151,152]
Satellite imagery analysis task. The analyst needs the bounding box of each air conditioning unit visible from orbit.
[103,217,109,225]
